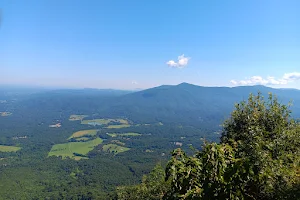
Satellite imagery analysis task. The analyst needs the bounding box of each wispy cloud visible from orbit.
[166,54,191,68]
[230,72,300,86]
[131,80,138,85]
[283,72,300,81]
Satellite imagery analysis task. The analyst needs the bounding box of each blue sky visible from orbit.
[1,0,300,89]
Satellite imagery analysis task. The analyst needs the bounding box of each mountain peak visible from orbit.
[178,82,192,86]
[177,82,199,87]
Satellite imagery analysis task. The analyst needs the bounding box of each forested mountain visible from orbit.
[12,83,300,128]
[0,83,300,199]
[95,83,300,127]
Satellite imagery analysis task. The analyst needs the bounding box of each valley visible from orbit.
[2,1,298,198]
[0,84,300,199]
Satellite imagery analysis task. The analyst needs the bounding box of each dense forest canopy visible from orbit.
[117,93,300,200]
[0,84,300,199]
[1,0,299,198]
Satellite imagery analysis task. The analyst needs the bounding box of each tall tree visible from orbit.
[119,93,300,199]
[165,93,300,199]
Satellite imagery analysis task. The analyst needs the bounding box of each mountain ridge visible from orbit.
[12,83,300,130]
[92,83,300,128]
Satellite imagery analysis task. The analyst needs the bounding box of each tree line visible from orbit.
[117,93,300,200]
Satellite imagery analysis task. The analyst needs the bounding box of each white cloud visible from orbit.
[230,80,238,85]
[230,72,300,86]
[131,80,138,85]
[283,72,300,81]
[166,54,190,68]
[166,60,178,67]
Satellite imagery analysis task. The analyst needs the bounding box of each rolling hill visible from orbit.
[12,83,300,130]
[93,83,300,128]
[1,83,300,199]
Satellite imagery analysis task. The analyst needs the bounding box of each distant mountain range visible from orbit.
[4,83,300,130]
[92,83,300,128]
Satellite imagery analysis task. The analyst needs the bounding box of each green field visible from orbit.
[81,118,129,126]
[111,140,125,146]
[69,115,88,121]
[106,124,131,129]
[107,132,141,137]
[75,137,90,141]
[81,119,113,125]
[48,138,103,160]
[74,156,89,161]
[117,119,129,124]
[68,129,98,139]
[102,144,130,155]
[0,145,21,152]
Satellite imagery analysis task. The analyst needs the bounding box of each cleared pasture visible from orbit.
[107,132,141,137]
[0,145,21,152]
[74,156,88,161]
[48,138,103,160]
[81,118,129,126]
[111,140,125,146]
[69,115,88,121]
[117,119,129,124]
[75,137,90,141]
[106,124,131,129]
[68,129,98,139]
[102,144,130,155]
[81,119,112,125]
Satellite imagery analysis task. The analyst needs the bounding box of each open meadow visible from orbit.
[81,118,129,126]
[102,144,130,155]
[48,138,103,160]
[75,137,90,141]
[106,124,131,129]
[107,132,141,137]
[69,115,88,121]
[68,129,98,139]
[0,145,21,152]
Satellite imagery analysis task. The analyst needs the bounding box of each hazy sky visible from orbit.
[1,0,300,89]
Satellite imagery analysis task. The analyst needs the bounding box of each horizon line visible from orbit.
[0,82,299,91]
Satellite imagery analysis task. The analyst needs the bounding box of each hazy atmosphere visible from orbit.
[1,1,300,199]
[1,0,299,89]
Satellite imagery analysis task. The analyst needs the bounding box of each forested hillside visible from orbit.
[11,83,300,128]
[0,84,299,199]
[118,93,300,199]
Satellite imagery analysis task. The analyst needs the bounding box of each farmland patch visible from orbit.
[68,129,98,139]
[75,137,90,141]
[107,132,141,137]
[106,124,131,129]
[102,144,130,155]
[81,118,129,126]
[48,138,103,160]
[0,145,21,152]
[69,115,88,121]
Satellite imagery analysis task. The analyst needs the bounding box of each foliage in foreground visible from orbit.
[117,164,170,200]
[117,93,300,199]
